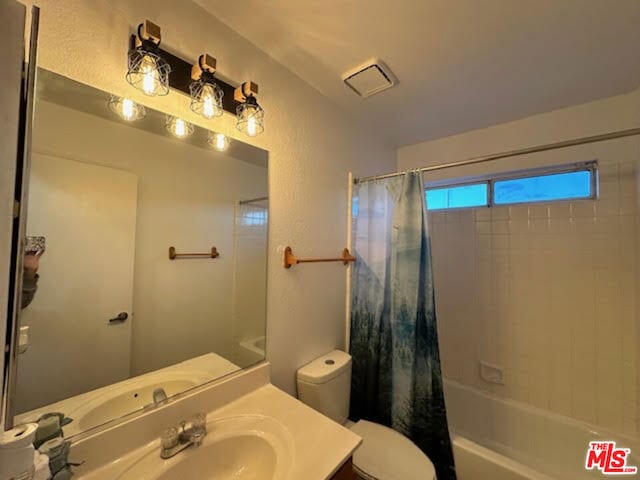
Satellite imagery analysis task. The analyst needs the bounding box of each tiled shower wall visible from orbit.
[232,202,268,363]
[430,156,638,437]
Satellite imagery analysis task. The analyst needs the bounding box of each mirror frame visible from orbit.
[3,5,39,432]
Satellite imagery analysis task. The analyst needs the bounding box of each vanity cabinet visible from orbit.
[330,457,358,480]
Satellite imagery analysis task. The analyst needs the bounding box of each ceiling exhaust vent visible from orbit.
[343,59,397,98]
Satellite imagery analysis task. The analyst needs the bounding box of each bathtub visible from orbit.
[237,335,266,365]
[453,435,553,480]
[445,380,639,479]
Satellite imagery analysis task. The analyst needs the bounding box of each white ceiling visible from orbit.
[195,0,640,147]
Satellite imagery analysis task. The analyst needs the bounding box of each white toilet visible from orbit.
[297,350,437,480]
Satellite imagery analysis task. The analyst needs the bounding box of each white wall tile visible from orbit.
[430,157,637,436]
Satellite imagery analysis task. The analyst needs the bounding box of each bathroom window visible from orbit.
[425,161,597,210]
[426,183,488,210]
[238,208,268,226]
[493,170,593,205]
[352,195,359,217]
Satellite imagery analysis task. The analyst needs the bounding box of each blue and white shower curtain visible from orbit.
[349,172,456,480]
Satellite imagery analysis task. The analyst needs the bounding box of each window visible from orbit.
[242,210,268,225]
[425,162,596,211]
[493,170,592,205]
[237,207,268,226]
[426,183,488,210]
[352,195,359,217]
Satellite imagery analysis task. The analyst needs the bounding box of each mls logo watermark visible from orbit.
[585,441,638,475]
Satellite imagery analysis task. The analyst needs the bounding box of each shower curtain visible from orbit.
[350,172,456,480]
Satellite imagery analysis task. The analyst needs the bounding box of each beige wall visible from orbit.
[17,0,395,394]
[399,91,640,438]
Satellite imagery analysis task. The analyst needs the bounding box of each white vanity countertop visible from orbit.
[76,383,362,480]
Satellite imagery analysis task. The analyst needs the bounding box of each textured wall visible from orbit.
[16,0,395,395]
[399,91,640,438]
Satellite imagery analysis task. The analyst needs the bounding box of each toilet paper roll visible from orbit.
[0,424,37,480]
[0,423,38,449]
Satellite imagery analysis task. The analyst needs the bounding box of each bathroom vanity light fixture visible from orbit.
[126,20,171,96]
[235,82,264,137]
[208,132,230,152]
[190,54,224,120]
[165,116,194,139]
[108,96,146,121]
[124,22,264,122]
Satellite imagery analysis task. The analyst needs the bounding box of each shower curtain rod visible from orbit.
[354,127,640,184]
[238,196,268,205]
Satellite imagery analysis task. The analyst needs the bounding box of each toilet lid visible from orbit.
[349,420,436,480]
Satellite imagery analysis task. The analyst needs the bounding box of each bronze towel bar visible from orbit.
[169,246,219,260]
[283,246,355,269]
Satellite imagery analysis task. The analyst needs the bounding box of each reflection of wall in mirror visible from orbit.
[17,154,138,412]
[17,98,267,413]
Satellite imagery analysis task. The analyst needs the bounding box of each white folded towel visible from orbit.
[32,451,51,480]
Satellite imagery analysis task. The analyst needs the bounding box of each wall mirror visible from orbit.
[10,69,268,438]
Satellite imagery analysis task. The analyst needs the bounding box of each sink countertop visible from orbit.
[77,384,362,480]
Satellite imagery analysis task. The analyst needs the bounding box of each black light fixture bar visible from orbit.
[130,35,241,116]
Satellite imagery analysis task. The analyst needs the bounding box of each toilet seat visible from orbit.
[348,420,436,480]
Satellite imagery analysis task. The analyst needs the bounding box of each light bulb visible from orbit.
[108,96,145,121]
[214,133,227,151]
[175,119,186,137]
[236,96,264,137]
[202,85,215,119]
[165,116,194,139]
[190,81,223,119]
[247,116,257,137]
[141,54,160,95]
[121,98,135,120]
[208,132,230,152]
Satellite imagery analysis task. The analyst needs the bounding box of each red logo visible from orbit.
[585,441,637,475]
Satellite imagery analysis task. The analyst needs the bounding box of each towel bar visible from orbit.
[283,246,355,269]
[169,246,219,260]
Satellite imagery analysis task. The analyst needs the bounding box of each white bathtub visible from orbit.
[237,335,266,365]
[445,380,639,479]
[453,435,553,480]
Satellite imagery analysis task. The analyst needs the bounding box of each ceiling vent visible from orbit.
[343,59,397,98]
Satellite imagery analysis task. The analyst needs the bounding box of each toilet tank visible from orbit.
[296,350,352,424]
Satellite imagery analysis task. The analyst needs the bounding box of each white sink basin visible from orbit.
[78,379,197,431]
[16,353,240,438]
[115,415,294,480]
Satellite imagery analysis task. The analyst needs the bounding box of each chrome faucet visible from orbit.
[152,387,168,405]
[160,413,207,459]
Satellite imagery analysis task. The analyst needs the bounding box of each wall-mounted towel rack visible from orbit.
[169,246,219,260]
[283,246,355,269]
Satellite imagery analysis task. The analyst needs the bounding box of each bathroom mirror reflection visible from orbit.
[12,69,268,437]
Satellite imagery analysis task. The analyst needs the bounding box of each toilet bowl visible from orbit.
[296,350,436,480]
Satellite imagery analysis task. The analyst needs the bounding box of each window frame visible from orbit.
[424,160,598,211]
